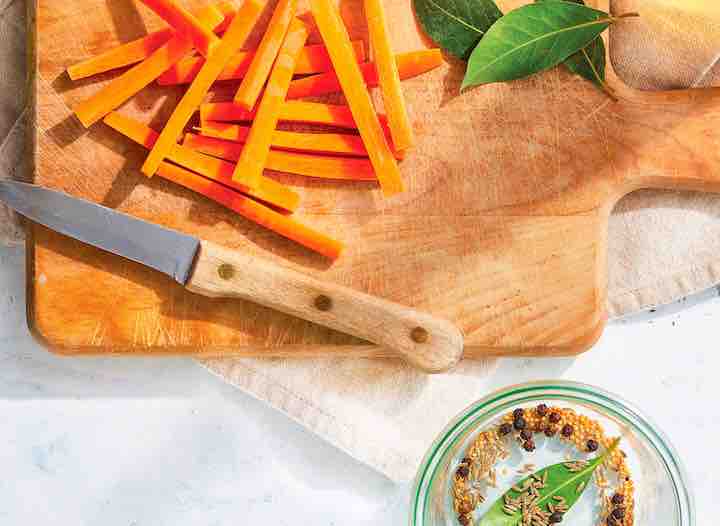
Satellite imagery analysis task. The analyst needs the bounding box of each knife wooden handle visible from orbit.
[185,241,464,373]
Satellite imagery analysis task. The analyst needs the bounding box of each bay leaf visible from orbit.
[412,0,503,60]
[476,438,620,526]
[564,33,607,88]
[537,0,612,97]
[462,1,614,90]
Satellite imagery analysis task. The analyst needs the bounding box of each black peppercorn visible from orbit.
[587,439,599,452]
[522,440,536,452]
[499,423,513,436]
[544,427,557,437]
[536,403,549,417]
[513,408,525,419]
[549,511,563,523]
[549,412,561,424]
[456,465,469,479]
[458,513,471,526]
[520,430,533,441]
[561,424,574,437]
[611,493,625,506]
[612,507,626,520]
[457,500,473,514]
[513,417,527,431]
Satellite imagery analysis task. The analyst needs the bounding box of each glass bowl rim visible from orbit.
[409,380,694,526]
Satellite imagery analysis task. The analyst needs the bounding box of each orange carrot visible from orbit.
[167,147,301,212]
[157,162,343,259]
[74,5,225,128]
[103,112,299,212]
[198,120,404,159]
[142,0,264,177]
[287,49,443,99]
[67,29,174,80]
[213,0,238,33]
[139,0,219,57]
[310,0,402,196]
[185,133,376,180]
[364,0,414,151]
[201,100,378,129]
[67,2,237,80]
[233,19,309,188]
[234,0,297,109]
[157,41,366,85]
[197,121,368,157]
[199,101,404,157]
[296,41,366,77]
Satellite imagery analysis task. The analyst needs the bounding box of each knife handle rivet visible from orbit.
[411,326,429,344]
[217,263,236,280]
[314,294,333,312]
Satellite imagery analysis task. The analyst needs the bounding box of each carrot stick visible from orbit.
[296,41,366,77]
[157,162,343,259]
[197,120,405,158]
[201,100,366,129]
[157,41,366,85]
[67,29,174,80]
[185,133,376,180]
[138,0,219,57]
[364,0,414,151]
[67,2,237,80]
[234,0,297,110]
[199,101,404,157]
[233,19,309,189]
[286,49,443,99]
[197,121,368,157]
[310,0,402,196]
[73,5,225,128]
[167,147,301,212]
[103,112,299,212]
[213,0,239,33]
[142,0,264,177]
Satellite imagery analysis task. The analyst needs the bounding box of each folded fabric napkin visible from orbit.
[3,0,720,480]
[0,0,27,245]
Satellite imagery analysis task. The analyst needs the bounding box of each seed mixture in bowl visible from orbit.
[452,405,635,526]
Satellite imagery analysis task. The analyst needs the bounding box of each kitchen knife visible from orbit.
[0,181,464,373]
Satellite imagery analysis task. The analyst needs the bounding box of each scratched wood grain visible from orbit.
[27,0,720,358]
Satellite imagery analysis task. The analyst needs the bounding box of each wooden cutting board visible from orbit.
[28,0,720,359]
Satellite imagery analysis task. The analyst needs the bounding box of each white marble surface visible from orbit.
[0,244,715,525]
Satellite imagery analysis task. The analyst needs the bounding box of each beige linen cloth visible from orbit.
[3,0,720,480]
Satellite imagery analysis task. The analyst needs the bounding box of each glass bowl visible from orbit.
[410,381,693,526]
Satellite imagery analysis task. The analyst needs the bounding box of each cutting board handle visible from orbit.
[186,241,464,373]
[615,85,720,196]
[598,12,720,198]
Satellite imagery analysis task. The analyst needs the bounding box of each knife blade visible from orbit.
[0,181,464,373]
[0,180,200,284]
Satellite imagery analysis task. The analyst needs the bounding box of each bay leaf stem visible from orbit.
[580,46,618,101]
[614,12,640,19]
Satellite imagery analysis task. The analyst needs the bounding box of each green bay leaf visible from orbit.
[564,34,607,88]
[462,1,613,90]
[537,0,611,96]
[412,0,503,60]
[476,438,620,526]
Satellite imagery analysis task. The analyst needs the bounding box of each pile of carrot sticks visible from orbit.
[68,0,443,259]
